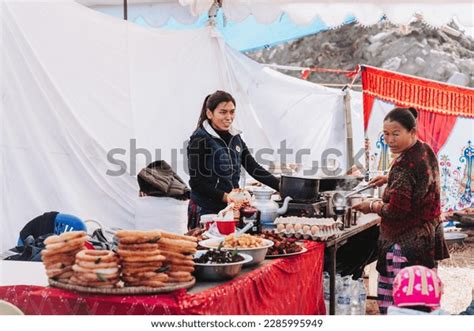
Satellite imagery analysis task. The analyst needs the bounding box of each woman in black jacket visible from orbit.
[187,90,280,229]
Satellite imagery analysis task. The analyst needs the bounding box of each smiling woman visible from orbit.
[186,90,280,229]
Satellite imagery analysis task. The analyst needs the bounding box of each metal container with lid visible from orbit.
[280,175,320,201]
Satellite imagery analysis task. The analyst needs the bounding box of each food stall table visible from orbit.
[0,242,326,315]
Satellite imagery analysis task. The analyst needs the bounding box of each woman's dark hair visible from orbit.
[196,90,236,129]
[384,107,418,131]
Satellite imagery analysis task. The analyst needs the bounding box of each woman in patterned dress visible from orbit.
[353,107,449,314]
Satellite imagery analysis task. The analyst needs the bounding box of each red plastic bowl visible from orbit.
[216,220,237,235]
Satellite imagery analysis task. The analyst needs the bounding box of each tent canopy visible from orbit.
[78,0,473,27]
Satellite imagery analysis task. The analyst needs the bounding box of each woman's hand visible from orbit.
[352,201,372,214]
[222,193,229,203]
[368,175,388,187]
[353,200,383,214]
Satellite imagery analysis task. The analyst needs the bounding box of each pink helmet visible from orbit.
[393,265,443,309]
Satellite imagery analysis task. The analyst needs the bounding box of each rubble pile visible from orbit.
[247,20,474,87]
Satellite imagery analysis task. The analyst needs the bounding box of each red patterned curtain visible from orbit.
[361,65,473,153]
[363,93,375,131]
[397,106,457,154]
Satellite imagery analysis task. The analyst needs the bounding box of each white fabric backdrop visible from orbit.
[1,0,349,250]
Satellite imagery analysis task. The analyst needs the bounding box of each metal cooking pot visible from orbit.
[280,175,320,201]
[322,191,368,217]
[322,191,350,217]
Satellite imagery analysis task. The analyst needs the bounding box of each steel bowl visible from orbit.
[444,232,468,246]
[199,238,274,266]
[193,250,253,281]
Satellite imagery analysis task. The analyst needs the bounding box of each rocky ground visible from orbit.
[246,20,474,88]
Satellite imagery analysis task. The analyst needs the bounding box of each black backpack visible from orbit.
[5,234,53,262]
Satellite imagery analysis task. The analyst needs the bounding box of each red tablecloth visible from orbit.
[0,242,325,315]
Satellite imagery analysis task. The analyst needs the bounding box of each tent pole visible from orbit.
[123,0,128,20]
[343,89,354,170]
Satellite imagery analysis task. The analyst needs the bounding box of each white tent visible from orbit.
[1,0,467,250]
[79,0,473,27]
[1,0,351,250]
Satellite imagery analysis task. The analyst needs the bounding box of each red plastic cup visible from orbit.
[216,220,237,235]
[200,214,217,230]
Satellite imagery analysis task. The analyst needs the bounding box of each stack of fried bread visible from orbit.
[41,231,88,283]
[115,230,168,287]
[69,250,120,288]
[158,232,197,283]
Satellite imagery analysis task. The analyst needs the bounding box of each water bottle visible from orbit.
[334,274,342,315]
[336,276,351,315]
[323,272,330,315]
[358,278,367,315]
[350,280,360,315]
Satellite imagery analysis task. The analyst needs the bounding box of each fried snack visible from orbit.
[222,234,263,248]
[76,260,119,269]
[159,250,193,260]
[166,271,193,283]
[46,266,73,278]
[121,255,166,263]
[76,249,118,263]
[42,253,76,266]
[160,231,198,243]
[42,231,88,283]
[72,264,119,275]
[115,230,162,244]
[43,260,75,270]
[41,236,87,256]
[158,238,197,254]
[122,265,166,275]
[161,257,195,267]
[122,272,168,283]
[115,229,196,286]
[116,248,162,257]
[159,250,195,267]
[168,265,194,273]
[121,261,164,268]
[69,275,116,288]
[157,234,196,282]
[55,271,74,280]
[44,231,87,245]
[118,243,160,251]
[69,249,121,287]
[115,230,173,287]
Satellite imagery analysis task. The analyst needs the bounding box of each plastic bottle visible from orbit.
[323,272,330,314]
[336,276,351,315]
[350,280,360,315]
[358,278,368,315]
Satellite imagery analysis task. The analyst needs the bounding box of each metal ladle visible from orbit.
[331,184,375,207]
